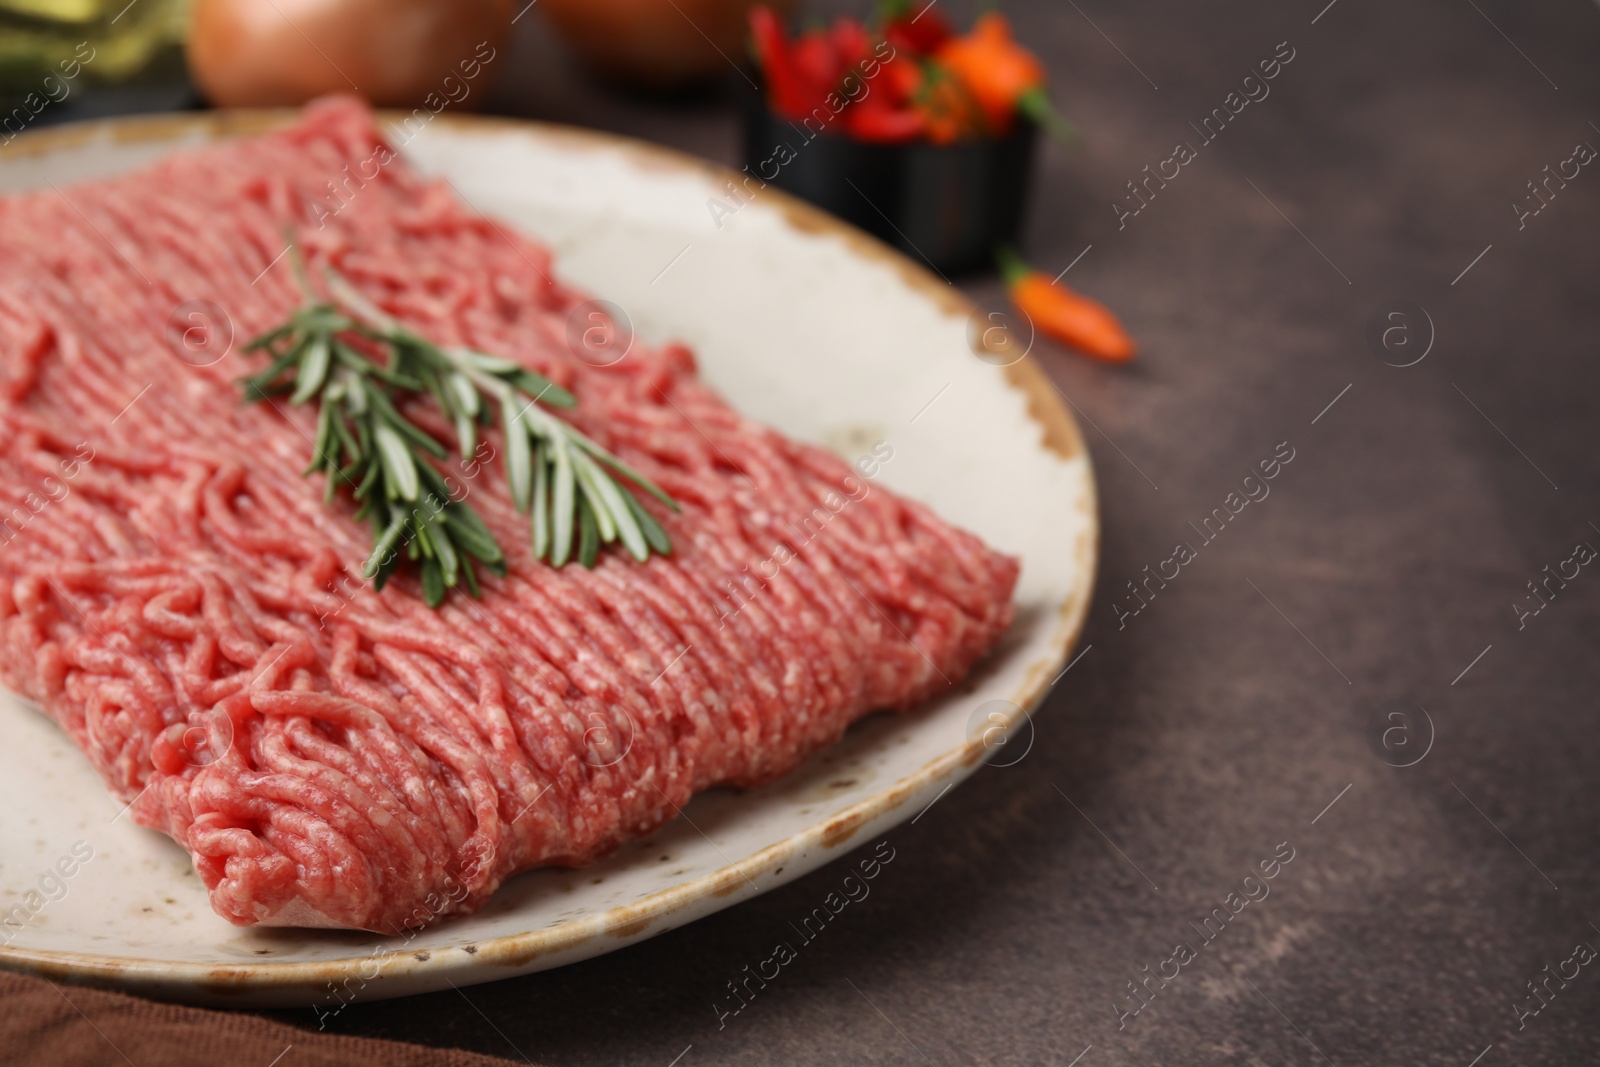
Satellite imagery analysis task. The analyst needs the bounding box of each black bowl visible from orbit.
[741,96,1038,276]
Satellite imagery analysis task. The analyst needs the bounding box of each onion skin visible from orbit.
[188,0,513,109]
[540,0,795,89]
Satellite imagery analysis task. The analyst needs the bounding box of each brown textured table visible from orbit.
[24,0,1600,1063]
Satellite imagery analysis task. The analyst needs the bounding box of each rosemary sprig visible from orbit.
[242,246,677,606]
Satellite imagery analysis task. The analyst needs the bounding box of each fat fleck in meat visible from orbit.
[0,99,1017,932]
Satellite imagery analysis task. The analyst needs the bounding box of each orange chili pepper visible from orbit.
[999,246,1135,363]
[937,13,1075,142]
[912,60,987,143]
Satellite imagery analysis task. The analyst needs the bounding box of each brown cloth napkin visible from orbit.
[2,969,526,1066]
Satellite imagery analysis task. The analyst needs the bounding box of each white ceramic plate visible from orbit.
[0,112,1096,1007]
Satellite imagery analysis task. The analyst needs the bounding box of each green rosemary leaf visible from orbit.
[331,339,380,376]
[345,377,370,417]
[306,402,334,477]
[387,369,429,393]
[416,460,454,501]
[291,335,331,405]
[592,468,648,561]
[363,514,408,580]
[576,496,599,568]
[324,270,396,332]
[413,518,436,560]
[298,308,352,335]
[504,406,533,513]
[419,366,449,418]
[550,438,576,567]
[454,413,476,458]
[511,369,576,409]
[420,556,445,607]
[461,350,522,375]
[443,502,503,565]
[385,410,449,461]
[364,384,448,459]
[531,441,550,560]
[330,410,362,466]
[443,370,479,454]
[431,520,461,587]
[325,468,342,503]
[447,372,480,418]
[572,450,620,545]
[624,492,672,556]
[346,340,422,390]
[374,550,403,591]
[461,556,482,597]
[374,423,420,502]
[571,439,679,511]
[353,450,379,503]
[352,447,374,493]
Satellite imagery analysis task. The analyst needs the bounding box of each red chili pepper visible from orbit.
[749,7,814,120]
[833,47,929,142]
[829,16,872,71]
[791,28,842,100]
[843,94,926,143]
[998,247,1135,363]
[937,13,1075,141]
[884,4,954,55]
[880,48,924,103]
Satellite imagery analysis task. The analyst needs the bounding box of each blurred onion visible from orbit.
[188,0,512,108]
[540,0,794,90]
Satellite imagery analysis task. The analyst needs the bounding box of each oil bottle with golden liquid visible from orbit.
[0,0,184,99]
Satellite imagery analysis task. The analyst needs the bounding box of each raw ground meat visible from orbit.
[0,98,1017,932]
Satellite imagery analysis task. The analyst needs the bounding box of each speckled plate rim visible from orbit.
[0,109,1098,1004]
